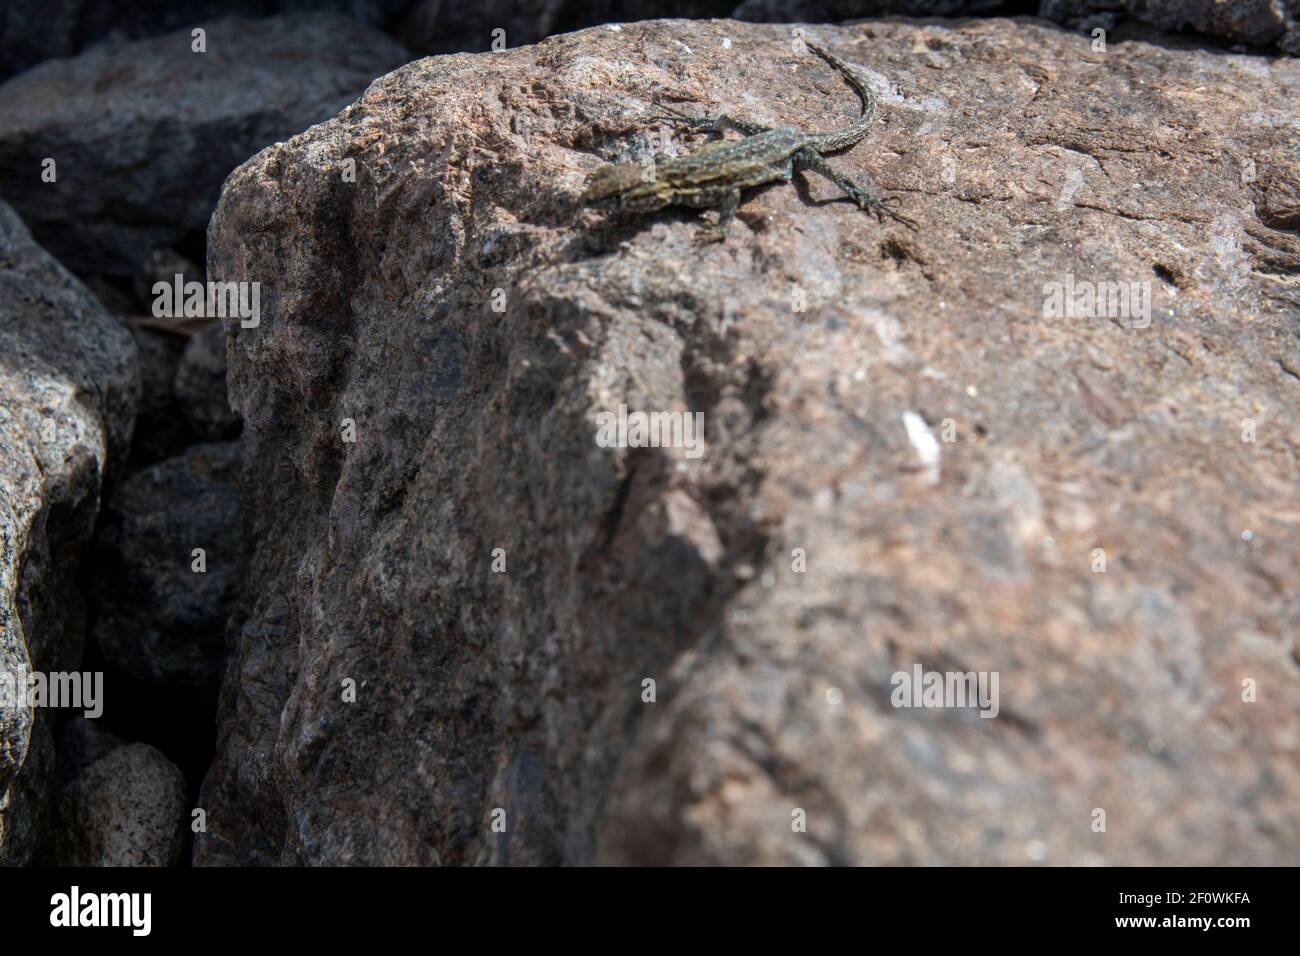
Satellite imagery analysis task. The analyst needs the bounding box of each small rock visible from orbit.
[56,744,187,867]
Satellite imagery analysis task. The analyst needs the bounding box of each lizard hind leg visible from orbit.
[795,148,916,229]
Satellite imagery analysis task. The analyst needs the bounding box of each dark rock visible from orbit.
[733,0,1004,23]
[132,247,205,316]
[78,276,138,317]
[0,14,410,277]
[0,200,137,865]
[54,718,126,789]
[198,20,1298,865]
[0,1,414,81]
[174,322,239,441]
[125,327,195,468]
[91,442,245,688]
[1039,0,1300,53]
[56,743,187,866]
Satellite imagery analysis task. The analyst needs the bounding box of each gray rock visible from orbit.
[91,442,245,688]
[0,200,137,865]
[197,21,1299,865]
[174,322,239,441]
[0,14,410,277]
[124,326,194,468]
[56,743,187,866]
[0,1,413,81]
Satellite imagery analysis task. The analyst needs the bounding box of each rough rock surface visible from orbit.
[0,200,137,865]
[199,20,1299,865]
[56,743,187,866]
[0,14,410,276]
[92,442,245,688]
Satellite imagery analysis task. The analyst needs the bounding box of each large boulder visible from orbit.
[0,14,410,277]
[197,20,1299,865]
[0,200,137,864]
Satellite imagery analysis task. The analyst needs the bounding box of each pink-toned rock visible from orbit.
[198,19,1299,865]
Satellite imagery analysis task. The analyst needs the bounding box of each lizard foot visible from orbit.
[870,195,918,230]
[693,225,728,244]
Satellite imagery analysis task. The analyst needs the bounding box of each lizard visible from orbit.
[579,32,915,243]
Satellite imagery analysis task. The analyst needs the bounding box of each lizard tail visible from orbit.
[799,35,881,154]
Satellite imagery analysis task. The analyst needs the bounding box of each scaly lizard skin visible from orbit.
[580,33,915,242]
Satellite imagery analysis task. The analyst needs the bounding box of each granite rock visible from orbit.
[197,20,1299,865]
[0,200,137,864]
[56,743,187,866]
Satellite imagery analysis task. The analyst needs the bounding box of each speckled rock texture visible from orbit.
[198,19,1299,865]
[0,200,137,865]
[56,743,187,866]
[91,442,246,688]
[0,14,410,276]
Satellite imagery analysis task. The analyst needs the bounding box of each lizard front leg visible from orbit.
[692,189,742,244]
[795,148,916,229]
[647,102,773,138]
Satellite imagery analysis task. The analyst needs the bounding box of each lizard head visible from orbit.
[580,161,670,211]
